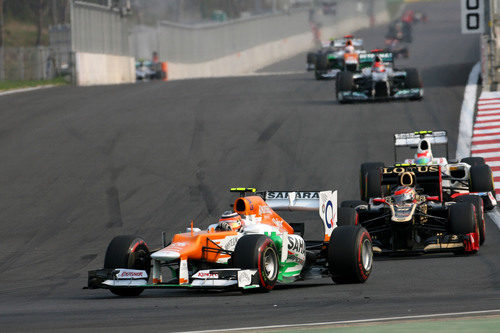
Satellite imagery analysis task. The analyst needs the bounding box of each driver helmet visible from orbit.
[415,151,432,165]
[393,186,416,204]
[218,211,243,231]
[344,40,355,53]
[415,139,433,165]
[372,56,385,72]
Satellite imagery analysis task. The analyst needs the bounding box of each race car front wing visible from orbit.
[338,88,423,101]
[86,268,261,291]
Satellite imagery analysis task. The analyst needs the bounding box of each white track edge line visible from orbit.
[487,210,500,230]
[176,309,500,333]
[456,62,481,160]
[0,85,55,96]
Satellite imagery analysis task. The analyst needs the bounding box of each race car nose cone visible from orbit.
[150,250,180,260]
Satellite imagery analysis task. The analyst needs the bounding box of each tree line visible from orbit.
[0,0,71,47]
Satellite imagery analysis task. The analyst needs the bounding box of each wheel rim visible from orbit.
[263,248,278,280]
[361,238,373,271]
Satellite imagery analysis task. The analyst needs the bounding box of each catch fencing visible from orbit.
[0,46,66,81]
[70,0,135,85]
[130,0,385,64]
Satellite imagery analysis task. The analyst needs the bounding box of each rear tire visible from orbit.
[404,68,422,99]
[470,165,494,192]
[307,52,316,67]
[315,54,328,80]
[340,200,367,209]
[360,162,384,201]
[104,235,151,297]
[461,157,485,167]
[232,234,278,291]
[455,195,485,245]
[328,226,372,284]
[337,207,358,226]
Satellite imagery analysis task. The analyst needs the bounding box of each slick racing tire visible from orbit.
[404,68,422,99]
[461,157,485,167]
[340,200,367,209]
[233,234,278,291]
[448,203,476,235]
[315,54,328,80]
[360,162,384,201]
[455,195,485,245]
[337,207,358,226]
[328,226,372,284]
[469,165,494,193]
[307,52,317,67]
[364,169,383,201]
[336,71,354,103]
[104,235,151,297]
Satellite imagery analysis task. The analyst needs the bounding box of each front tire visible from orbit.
[336,71,354,103]
[455,195,485,245]
[104,235,151,296]
[232,235,279,291]
[448,203,476,235]
[328,226,372,284]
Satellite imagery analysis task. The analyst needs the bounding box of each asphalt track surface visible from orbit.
[0,1,499,332]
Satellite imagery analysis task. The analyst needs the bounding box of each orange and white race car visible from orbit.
[87,188,373,296]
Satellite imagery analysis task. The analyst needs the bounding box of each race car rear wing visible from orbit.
[230,188,338,238]
[333,38,363,48]
[263,190,338,240]
[393,130,448,161]
[263,191,320,211]
[359,51,393,67]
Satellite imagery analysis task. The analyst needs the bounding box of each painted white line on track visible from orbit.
[177,309,500,333]
[471,143,500,150]
[487,210,500,230]
[471,151,500,158]
[474,121,500,128]
[476,115,500,121]
[473,128,500,135]
[456,62,481,160]
[472,134,500,141]
[0,85,55,96]
[486,161,500,167]
[477,110,500,114]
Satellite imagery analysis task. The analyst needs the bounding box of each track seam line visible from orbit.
[175,309,500,333]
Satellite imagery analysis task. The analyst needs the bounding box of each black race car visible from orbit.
[342,165,483,255]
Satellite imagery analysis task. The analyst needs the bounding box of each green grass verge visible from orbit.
[262,316,500,333]
[0,76,67,91]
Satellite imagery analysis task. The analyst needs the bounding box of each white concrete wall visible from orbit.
[75,52,135,86]
[166,11,389,80]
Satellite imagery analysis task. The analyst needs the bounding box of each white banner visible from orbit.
[461,0,484,34]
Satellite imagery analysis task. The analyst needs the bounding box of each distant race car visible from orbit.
[136,60,163,81]
[87,188,373,296]
[307,35,365,79]
[342,167,484,255]
[335,50,423,103]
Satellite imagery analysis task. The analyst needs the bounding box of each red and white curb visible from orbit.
[471,91,500,200]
